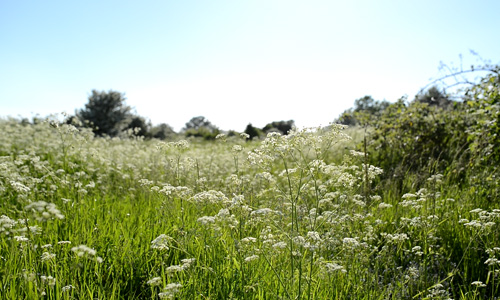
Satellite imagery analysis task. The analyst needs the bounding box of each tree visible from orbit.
[183,116,219,140]
[244,123,262,140]
[150,123,176,140]
[125,116,150,137]
[336,96,390,126]
[77,90,132,137]
[336,108,357,126]
[414,86,452,108]
[183,116,217,131]
[262,120,295,135]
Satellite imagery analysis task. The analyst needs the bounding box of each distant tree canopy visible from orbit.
[337,88,455,127]
[183,116,220,140]
[414,85,452,108]
[244,123,263,140]
[77,90,133,137]
[183,116,216,131]
[336,96,390,126]
[125,116,150,137]
[262,120,295,135]
[151,123,175,140]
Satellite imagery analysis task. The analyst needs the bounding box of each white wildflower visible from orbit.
[197,216,215,225]
[14,235,29,242]
[378,202,393,209]
[0,215,17,235]
[40,275,56,287]
[244,255,259,263]
[158,282,182,299]
[24,201,64,221]
[151,234,171,251]
[181,258,195,269]
[241,237,257,244]
[189,190,229,205]
[147,277,162,287]
[72,244,103,262]
[41,252,56,261]
[471,281,486,287]
[485,258,500,266]
[232,145,243,153]
[272,241,287,250]
[166,265,183,274]
[324,262,346,274]
[342,237,359,247]
[62,285,74,292]
[10,181,30,193]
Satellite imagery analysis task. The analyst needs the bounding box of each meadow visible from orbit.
[0,117,499,299]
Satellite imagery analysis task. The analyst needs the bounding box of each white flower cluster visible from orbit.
[151,234,171,251]
[10,181,31,193]
[189,190,230,205]
[463,208,499,234]
[157,140,189,151]
[0,215,17,235]
[166,258,195,274]
[324,262,347,274]
[41,251,56,261]
[152,183,192,198]
[71,244,103,263]
[24,201,64,221]
[40,275,56,287]
[158,282,182,299]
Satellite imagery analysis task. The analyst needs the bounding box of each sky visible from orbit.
[1,0,500,132]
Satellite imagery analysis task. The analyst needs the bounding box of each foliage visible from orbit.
[262,120,295,135]
[366,99,469,186]
[183,116,220,140]
[415,85,452,108]
[464,68,500,167]
[125,116,150,137]
[150,123,176,140]
[183,116,216,132]
[243,123,263,140]
[336,96,390,126]
[76,90,133,137]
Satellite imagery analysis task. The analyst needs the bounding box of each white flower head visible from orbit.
[147,277,162,287]
[471,281,486,287]
[324,262,347,274]
[40,275,56,287]
[244,255,259,263]
[41,252,56,261]
[62,285,75,292]
[72,245,101,262]
[151,234,171,251]
[24,201,64,221]
[158,283,182,299]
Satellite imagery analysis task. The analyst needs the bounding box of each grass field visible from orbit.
[0,118,499,299]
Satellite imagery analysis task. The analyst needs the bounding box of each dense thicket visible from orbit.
[340,66,500,200]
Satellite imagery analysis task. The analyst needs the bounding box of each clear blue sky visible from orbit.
[1,0,499,132]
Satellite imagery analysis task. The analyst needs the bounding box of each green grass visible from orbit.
[0,118,499,299]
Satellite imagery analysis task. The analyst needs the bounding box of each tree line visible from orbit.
[65,89,295,140]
